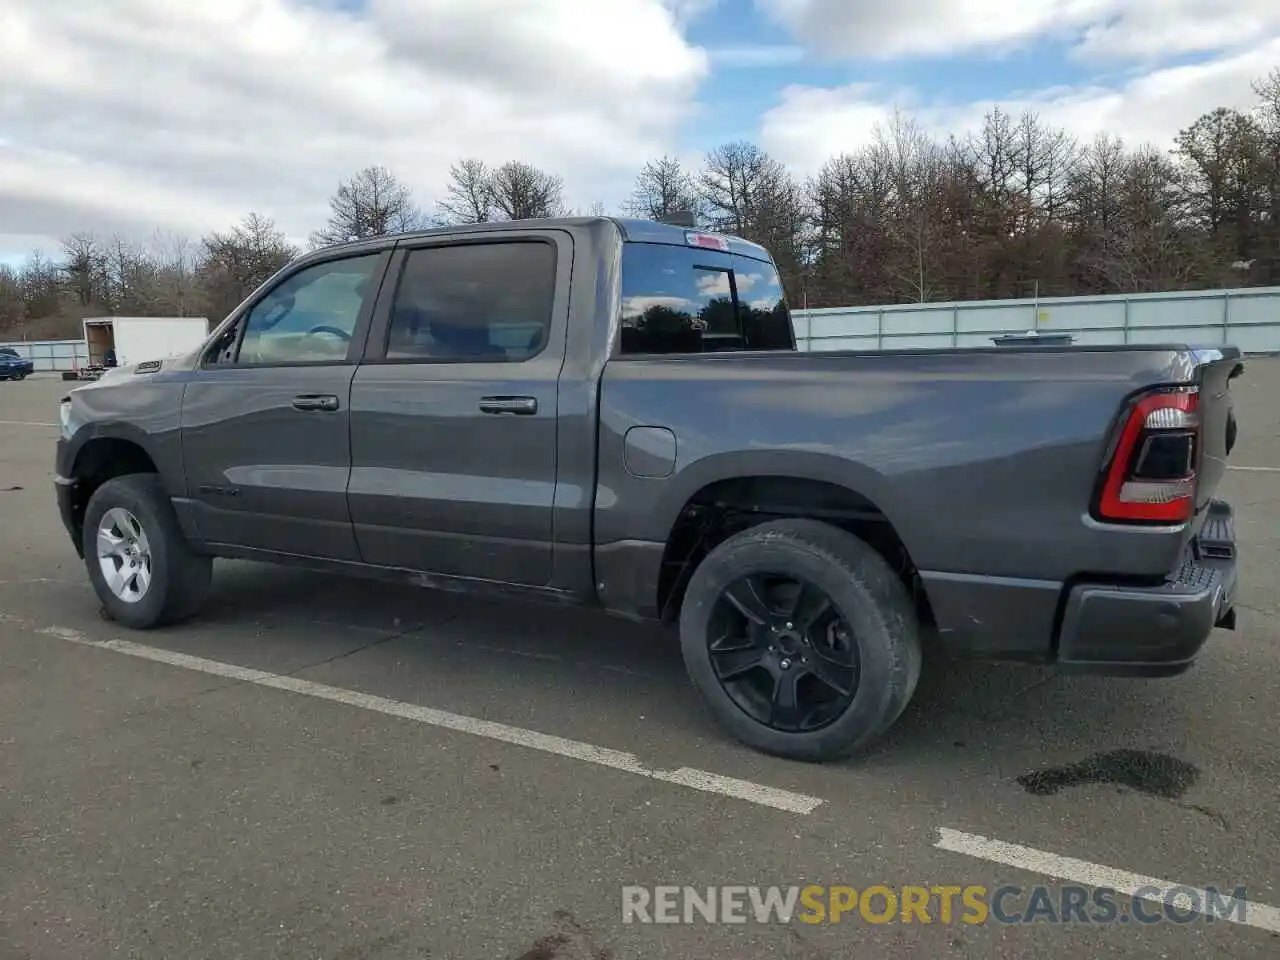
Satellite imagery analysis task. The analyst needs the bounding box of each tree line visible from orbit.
[3,69,1278,340]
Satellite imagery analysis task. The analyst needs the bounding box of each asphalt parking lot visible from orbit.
[2,365,1279,959]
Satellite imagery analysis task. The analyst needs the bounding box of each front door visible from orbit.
[347,233,569,586]
[181,248,390,560]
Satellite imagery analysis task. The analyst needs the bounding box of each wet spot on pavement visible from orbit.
[1017,749,1199,799]
[514,933,569,960]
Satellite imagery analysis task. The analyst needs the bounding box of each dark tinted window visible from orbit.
[386,241,556,362]
[733,260,794,351]
[619,243,793,355]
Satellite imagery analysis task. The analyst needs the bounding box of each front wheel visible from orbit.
[679,518,922,762]
[82,474,212,629]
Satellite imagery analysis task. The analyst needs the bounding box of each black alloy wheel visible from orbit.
[707,573,860,733]
[678,518,922,762]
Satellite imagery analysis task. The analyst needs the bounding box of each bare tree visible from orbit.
[149,231,200,316]
[698,141,791,236]
[1065,134,1129,290]
[1249,69,1280,283]
[60,233,109,308]
[310,165,425,247]
[199,213,298,320]
[18,252,63,320]
[437,158,494,224]
[1101,147,1204,292]
[0,265,25,331]
[879,111,950,302]
[487,161,566,220]
[627,156,699,222]
[1012,112,1080,226]
[809,149,896,305]
[97,236,159,315]
[1175,109,1264,238]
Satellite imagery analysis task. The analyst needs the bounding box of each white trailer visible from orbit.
[80,316,212,373]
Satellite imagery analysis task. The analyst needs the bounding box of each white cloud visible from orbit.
[755,0,1109,59]
[760,37,1280,175]
[756,0,1280,61]
[0,0,708,255]
[696,271,732,296]
[1074,2,1280,60]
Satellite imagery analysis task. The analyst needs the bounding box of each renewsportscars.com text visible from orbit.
[621,884,1250,926]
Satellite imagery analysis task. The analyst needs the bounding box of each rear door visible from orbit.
[346,230,570,586]
[180,248,390,559]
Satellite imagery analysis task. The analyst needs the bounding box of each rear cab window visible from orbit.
[618,242,794,355]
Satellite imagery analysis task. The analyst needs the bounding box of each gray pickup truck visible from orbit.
[55,217,1243,761]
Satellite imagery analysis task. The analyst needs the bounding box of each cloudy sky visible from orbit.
[2,0,1278,263]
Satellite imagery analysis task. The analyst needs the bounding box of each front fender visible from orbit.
[57,376,189,495]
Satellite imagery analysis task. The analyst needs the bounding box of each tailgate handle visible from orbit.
[479,396,537,416]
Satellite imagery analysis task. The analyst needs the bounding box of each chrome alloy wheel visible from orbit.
[96,507,153,603]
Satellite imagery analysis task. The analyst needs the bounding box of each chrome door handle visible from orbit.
[479,396,537,415]
[292,394,340,412]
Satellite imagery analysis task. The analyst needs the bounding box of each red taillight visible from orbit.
[1096,388,1200,523]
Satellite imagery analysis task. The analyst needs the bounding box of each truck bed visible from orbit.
[593,342,1241,659]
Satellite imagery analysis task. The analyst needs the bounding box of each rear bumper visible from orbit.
[1056,501,1238,677]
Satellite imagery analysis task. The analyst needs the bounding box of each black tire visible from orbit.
[679,518,922,762]
[81,473,212,629]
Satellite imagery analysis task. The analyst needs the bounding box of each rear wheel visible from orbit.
[82,474,212,629]
[679,518,921,762]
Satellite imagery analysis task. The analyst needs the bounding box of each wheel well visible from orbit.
[67,439,160,548]
[656,476,934,627]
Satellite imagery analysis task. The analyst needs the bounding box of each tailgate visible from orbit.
[1191,348,1244,529]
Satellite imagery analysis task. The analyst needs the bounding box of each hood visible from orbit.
[104,348,202,379]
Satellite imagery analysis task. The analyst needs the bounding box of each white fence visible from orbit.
[0,338,89,371]
[792,285,1280,354]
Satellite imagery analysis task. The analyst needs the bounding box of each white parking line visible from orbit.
[24,623,824,816]
[1228,465,1280,473]
[935,828,1280,934]
[0,420,56,427]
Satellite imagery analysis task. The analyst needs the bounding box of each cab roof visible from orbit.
[301,216,775,265]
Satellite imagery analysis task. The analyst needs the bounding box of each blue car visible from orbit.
[0,347,35,380]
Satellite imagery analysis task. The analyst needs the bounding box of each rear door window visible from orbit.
[618,243,794,355]
[384,241,555,362]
